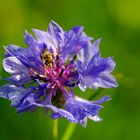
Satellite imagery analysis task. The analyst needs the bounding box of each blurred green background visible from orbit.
[0,0,140,140]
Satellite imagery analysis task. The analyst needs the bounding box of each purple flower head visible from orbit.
[0,20,117,126]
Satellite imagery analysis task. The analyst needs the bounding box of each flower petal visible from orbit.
[95,73,118,88]
[16,92,37,113]
[48,20,64,49]
[32,29,57,55]
[32,102,75,122]
[89,115,102,122]
[51,112,62,119]
[77,38,118,89]
[0,84,27,107]
[4,45,23,57]
[6,74,31,85]
[61,30,91,59]
[93,95,111,104]
[86,38,101,64]
[71,26,84,36]
[3,56,27,74]
[24,31,37,48]
[64,94,103,125]
[47,105,75,122]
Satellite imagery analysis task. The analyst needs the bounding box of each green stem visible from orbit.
[53,119,58,140]
[61,123,76,140]
[89,88,104,100]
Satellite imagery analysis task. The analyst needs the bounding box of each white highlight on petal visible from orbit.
[77,47,85,63]
[3,57,26,74]
[80,118,87,128]
[89,115,102,122]
[15,75,21,81]
[9,85,16,88]
[78,83,86,92]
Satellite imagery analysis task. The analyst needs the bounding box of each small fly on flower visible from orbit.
[41,49,54,68]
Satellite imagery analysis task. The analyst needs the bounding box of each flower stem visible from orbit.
[61,123,76,140]
[89,88,104,100]
[53,119,58,140]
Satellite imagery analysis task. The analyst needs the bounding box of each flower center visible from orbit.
[30,49,79,89]
[51,89,65,108]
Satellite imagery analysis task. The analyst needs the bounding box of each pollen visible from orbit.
[41,49,54,67]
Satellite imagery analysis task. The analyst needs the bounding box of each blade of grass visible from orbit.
[53,119,58,140]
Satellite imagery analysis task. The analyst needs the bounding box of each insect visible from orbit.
[41,49,54,68]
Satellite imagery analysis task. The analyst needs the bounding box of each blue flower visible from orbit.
[0,20,117,126]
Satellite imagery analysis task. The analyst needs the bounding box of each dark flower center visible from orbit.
[51,89,65,108]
